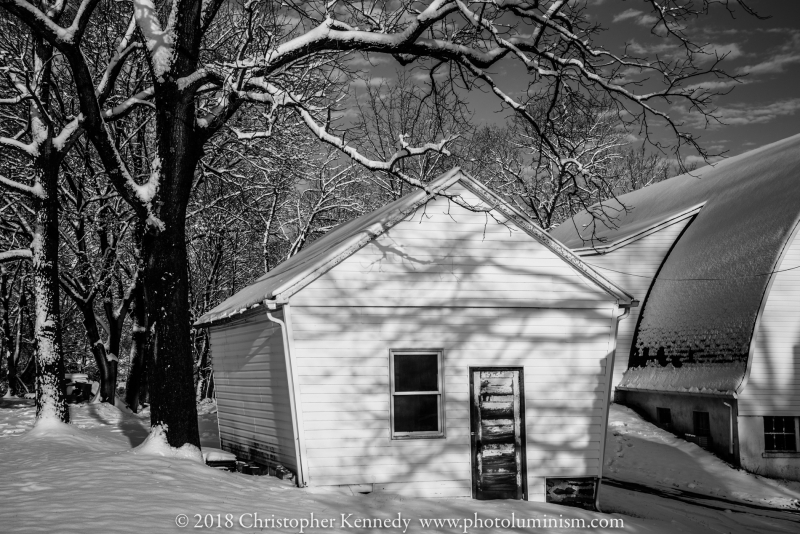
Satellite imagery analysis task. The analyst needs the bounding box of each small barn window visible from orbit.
[764,417,797,452]
[693,411,710,437]
[389,350,444,439]
[656,408,672,430]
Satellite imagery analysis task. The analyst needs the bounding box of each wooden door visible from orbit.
[470,368,527,500]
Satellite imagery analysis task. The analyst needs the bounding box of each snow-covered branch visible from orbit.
[0,136,38,158]
[296,105,456,189]
[0,249,31,264]
[0,174,44,199]
[132,0,175,80]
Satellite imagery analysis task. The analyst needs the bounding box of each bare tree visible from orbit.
[0,0,762,446]
[0,3,150,420]
[349,69,471,199]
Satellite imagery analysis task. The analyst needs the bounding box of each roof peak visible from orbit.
[196,168,632,327]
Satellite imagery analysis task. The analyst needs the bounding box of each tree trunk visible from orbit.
[144,205,199,446]
[77,303,116,403]
[143,77,203,447]
[32,157,69,423]
[0,267,17,397]
[125,279,149,411]
[195,331,211,401]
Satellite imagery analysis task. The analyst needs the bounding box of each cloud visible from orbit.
[737,30,800,75]
[349,77,391,90]
[613,9,643,23]
[613,9,658,26]
[683,78,751,93]
[699,43,745,62]
[681,98,800,128]
[347,54,391,69]
[627,40,679,57]
[738,54,800,75]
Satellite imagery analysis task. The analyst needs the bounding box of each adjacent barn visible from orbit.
[195,169,635,505]
[551,133,800,480]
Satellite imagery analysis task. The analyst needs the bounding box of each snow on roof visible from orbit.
[554,133,800,392]
[551,133,800,250]
[196,168,633,327]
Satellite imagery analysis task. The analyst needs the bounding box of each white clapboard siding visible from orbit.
[289,183,612,309]
[210,312,297,472]
[739,229,800,416]
[291,304,615,492]
[576,218,693,387]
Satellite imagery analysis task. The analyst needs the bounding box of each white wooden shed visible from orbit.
[195,169,635,504]
[551,133,800,481]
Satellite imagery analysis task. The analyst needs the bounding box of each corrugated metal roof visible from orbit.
[196,168,633,327]
[553,133,800,392]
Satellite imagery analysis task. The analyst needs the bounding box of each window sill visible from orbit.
[762,452,800,458]
[391,435,445,440]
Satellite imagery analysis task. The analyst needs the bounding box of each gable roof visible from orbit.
[552,133,800,392]
[196,168,633,327]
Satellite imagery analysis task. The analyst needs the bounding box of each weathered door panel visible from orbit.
[470,368,527,500]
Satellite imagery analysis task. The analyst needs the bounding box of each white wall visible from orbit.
[290,305,614,499]
[739,228,800,417]
[289,184,612,310]
[210,311,298,473]
[738,416,800,481]
[576,218,693,388]
[288,187,617,499]
[736,228,800,481]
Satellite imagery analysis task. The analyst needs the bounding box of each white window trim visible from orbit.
[389,349,445,440]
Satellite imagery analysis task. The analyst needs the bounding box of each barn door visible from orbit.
[470,368,526,500]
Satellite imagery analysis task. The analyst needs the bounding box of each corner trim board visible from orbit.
[282,303,310,487]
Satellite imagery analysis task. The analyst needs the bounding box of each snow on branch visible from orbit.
[132,0,175,80]
[102,88,156,119]
[0,173,44,199]
[0,136,38,158]
[0,0,100,45]
[0,249,32,264]
[296,105,456,189]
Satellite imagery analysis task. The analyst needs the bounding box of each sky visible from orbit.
[590,0,800,164]
[349,1,800,167]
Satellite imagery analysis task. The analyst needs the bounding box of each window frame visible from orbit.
[656,407,672,430]
[389,349,446,440]
[764,416,798,453]
[693,411,710,437]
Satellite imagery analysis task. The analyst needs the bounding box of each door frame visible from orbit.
[468,366,528,500]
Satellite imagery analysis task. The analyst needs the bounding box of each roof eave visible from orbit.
[572,202,706,256]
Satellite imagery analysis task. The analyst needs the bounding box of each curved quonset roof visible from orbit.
[552,133,800,392]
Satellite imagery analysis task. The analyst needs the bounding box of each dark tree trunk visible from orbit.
[77,303,116,403]
[0,267,17,397]
[32,155,69,422]
[125,279,149,411]
[195,331,211,400]
[16,289,33,393]
[142,80,203,446]
[144,193,199,446]
[134,0,207,448]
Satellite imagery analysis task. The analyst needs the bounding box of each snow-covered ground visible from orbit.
[600,404,800,533]
[604,404,800,509]
[1,399,799,533]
